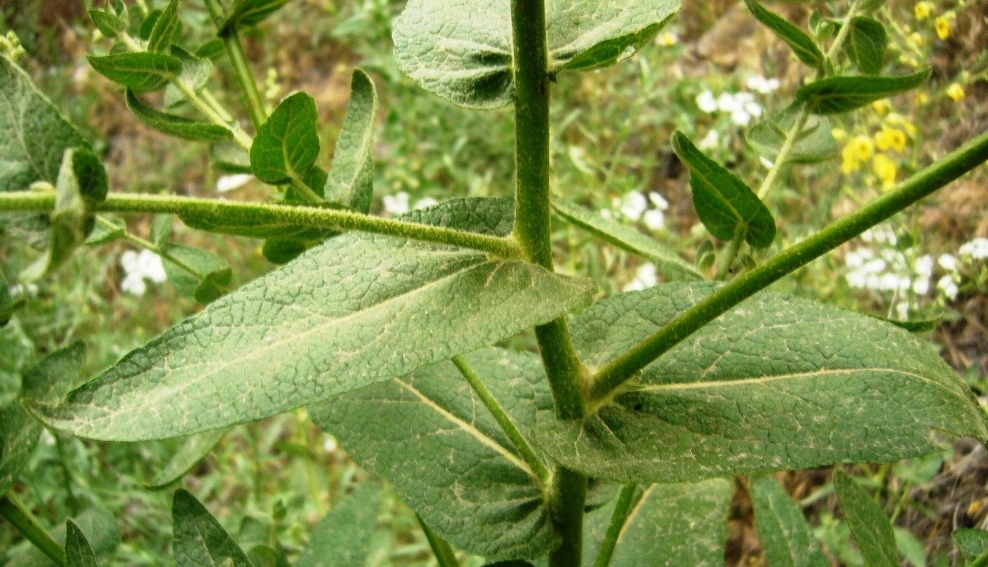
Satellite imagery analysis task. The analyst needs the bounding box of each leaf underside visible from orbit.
[295,484,382,567]
[535,283,987,484]
[393,0,680,108]
[31,199,595,441]
[583,479,732,566]
[310,347,558,560]
[172,489,252,567]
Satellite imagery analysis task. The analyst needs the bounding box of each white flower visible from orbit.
[959,237,988,260]
[657,32,678,46]
[216,174,252,193]
[746,75,781,94]
[382,192,410,215]
[895,301,910,320]
[615,192,648,221]
[643,209,665,230]
[698,130,720,150]
[937,275,959,300]
[938,253,958,272]
[759,156,775,169]
[696,90,718,113]
[120,249,166,296]
[413,197,438,210]
[623,263,658,292]
[648,192,669,210]
[322,436,338,453]
[914,254,934,278]
[716,92,739,113]
[913,277,930,295]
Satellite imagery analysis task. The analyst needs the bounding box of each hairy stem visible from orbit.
[510,1,588,565]
[592,485,638,567]
[452,355,550,483]
[0,494,65,566]
[0,193,521,258]
[417,515,460,567]
[589,126,988,402]
[203,0,267,131]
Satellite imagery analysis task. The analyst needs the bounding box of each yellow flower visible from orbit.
[935,16,951,39]
[916,92,930,104]
[914,1,934,20]
[841,136,874,173]
[657,32,678,46]
[874,126,908,153]
[872,154,898,191]
[907,32,925,48]
[871,99,891,116]
[886,113,918,137]
[947,83,965,101]
[831,127,848,142]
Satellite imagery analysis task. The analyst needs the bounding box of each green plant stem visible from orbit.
[714,228,744,280]
[756,112,809,200]
[0,193,521,258]
[588,126,988,403]
[452,355,550,483]
[203,0,268,131]
[200,89,234,122]
[592,484,637,567]
[288,176,325,205]
[509,1,588,565]
[0,494,65,567]
[115,226,208,281]
[970,550,988,567]
[417,515,460,567]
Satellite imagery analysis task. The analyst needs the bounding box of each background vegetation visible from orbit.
[1,0,987,564]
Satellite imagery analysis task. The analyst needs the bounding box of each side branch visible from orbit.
[0,192,522,259]
[589,127,988,403]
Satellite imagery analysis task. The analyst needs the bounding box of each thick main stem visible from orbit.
[589,126,988,402]
[0,494,65,566]
[510,1,587,565]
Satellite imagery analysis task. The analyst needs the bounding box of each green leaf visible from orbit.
[0,56,90,244]
[843,17,887,75]
[66,520,99,567]
[209,141,252,174]
[671,132,776,248]
[150,215,172,251]
[749,475,829,567]
[552,199,701,281]
[32,199,595,441]
[393,0,680,108]
[584,480,732,566]
[147,0,180,52]
[172,489,252,567]
[310,347,557,560]
[196,39,225,61]
[7,508,121,566]
[893,527,925,567]
[21,148,108,281]
[20,342,86,404]
[833,471,898,567]
[139,9,163,40]
[262,239,308,264]
[161,244,231,302]
[87,51,182,92]
[796,69,931,115]
[89,9,127,38]
[746,106,838,165]
[85,216,126,245]
[953,529,988,562]
[295,484,383,567]
[0,268,26,327]
[164,46,214,109]
[324,70,376,214]
[0,372,18,408]
[0,401,40,497]
[220,0,293,35]
[250,92,319,185]
[125,89,232,142]
[534,283,988,484]
[146,428,229,489]
[743,0,824,70]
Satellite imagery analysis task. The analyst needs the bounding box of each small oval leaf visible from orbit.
[250,92,319,185]
[796,69,931,114]
[744,0,824,69]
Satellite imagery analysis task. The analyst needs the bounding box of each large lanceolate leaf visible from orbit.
[743,0,823,70]
[552,200,701,282]
[125,88,232,142]
[750,475,829,567]
[0,56,90,244]
[534,283,987,484]
[86,52,182,92]
[31,199,595,441]
[796,69,930,115]
[65,521,99,567]
[583,480,732,566]
[393,0,680,108]
[310,348,557,560]
[833,471,898,567]
[324,70,376,214]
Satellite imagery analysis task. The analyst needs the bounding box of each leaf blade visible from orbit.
[32,199,596,441]
[65,520,99,567]
[324,70,377,214]
[743,0,824,69]
[172,489,252,567]
[295,484,383,567]
[749,475,829,567]
[125,89,232,142]
[87,52,182,92]
[796,69,930,114]
[833,471,899,567]
[250,92,319,185]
